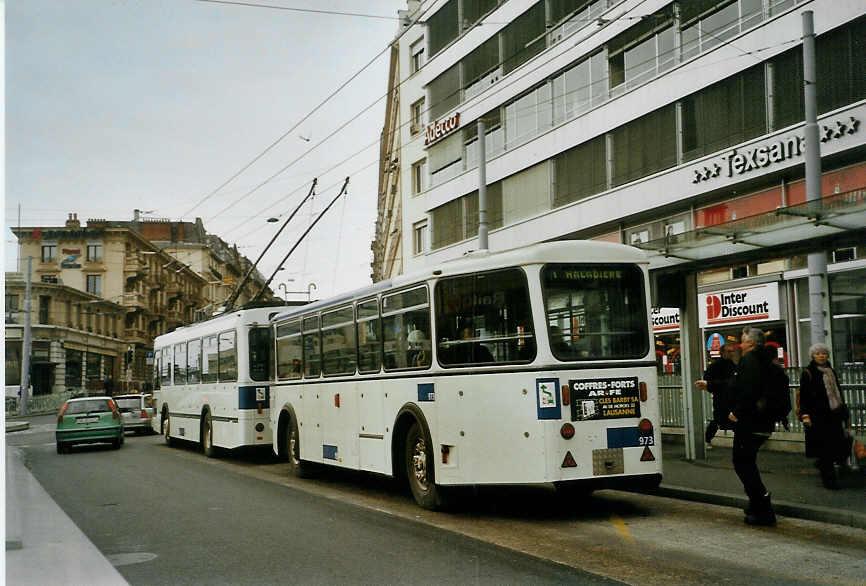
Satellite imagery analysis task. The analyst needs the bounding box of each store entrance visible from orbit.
[702,322,789,368]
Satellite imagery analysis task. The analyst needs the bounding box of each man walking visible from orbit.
[729,326,777,526]
[696,342,739,444]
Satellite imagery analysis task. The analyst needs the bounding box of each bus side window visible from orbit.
[187,339,202,384]
[383,287,430,371]
[174,343,187,385]
[276,320,302,380]
[218,331,237,382]
[322,306,356,376]
[302,316,321,378]
[357,298,381,373]
[201,335,218,383]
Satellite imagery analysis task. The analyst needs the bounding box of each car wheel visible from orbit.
[163,412,174,446]
[113,437,122,449]
[286,416,312,478]
[405,421,445,510]
[202,413,217,458]
[56,442,65,454]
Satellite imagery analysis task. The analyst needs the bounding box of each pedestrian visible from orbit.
[799,343,849,490]
[728,326,777,526]
[695,343,739,444]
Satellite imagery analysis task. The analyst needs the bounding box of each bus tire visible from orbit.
[286,416,312,478]
[202,412,217,458]
[405,421,444,510]
[163,411,174,446]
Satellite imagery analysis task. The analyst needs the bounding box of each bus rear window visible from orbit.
[542,264,648,360]
[249,327,273,382]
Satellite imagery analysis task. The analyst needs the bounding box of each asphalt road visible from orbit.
[10,415,866,585]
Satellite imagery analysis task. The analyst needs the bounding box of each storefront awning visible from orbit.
[633,188,866,270]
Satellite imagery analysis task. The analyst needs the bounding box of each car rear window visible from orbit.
[65,399,112,414]
[115,398,141,411]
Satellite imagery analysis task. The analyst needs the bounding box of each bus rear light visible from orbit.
[334,393,340,408]
[561,384,570,406]
[639,381,648,402]
[257,403,263,414]
[441,445,450,464]
[560,423,575,439]
[638,418,653,435]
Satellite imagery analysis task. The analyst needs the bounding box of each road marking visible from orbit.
[610,514,635,543]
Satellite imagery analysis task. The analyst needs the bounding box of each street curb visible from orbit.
[654,484,866,530]
[5,422,30,433]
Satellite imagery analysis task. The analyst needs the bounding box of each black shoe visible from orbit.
[744,493,776,526]
[705,421,719,444]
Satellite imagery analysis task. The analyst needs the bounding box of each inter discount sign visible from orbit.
[699,282,780,328]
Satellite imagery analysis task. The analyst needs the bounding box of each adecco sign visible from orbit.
[425,112,460,145]
[699,282,780,328]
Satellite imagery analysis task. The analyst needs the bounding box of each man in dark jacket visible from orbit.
[696,343,738,443]
[729,326,777,526]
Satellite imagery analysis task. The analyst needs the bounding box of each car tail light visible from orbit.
[140,410,149,419]
[57,403,68,424]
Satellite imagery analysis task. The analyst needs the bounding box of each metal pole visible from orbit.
[680,271,705,460]
[20,257,33,416]
[803,11,826,347]
[477,119,488,251]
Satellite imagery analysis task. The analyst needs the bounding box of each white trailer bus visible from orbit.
[270,241,662,509]
[151,305,288,456]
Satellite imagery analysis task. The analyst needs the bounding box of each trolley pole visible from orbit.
[803,11,827,347]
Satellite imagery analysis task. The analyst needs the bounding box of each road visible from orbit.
[9,415,866,585]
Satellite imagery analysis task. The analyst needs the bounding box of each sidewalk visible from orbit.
[657,434,866,529]
[5,442,128,585]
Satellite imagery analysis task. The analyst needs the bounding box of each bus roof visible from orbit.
[154,305,295,347]
[271,240,646,323]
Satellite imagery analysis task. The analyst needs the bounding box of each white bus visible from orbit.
[269,241,662,509]
[152,305,288,456]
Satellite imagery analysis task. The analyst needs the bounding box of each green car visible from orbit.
[56,396,125,454]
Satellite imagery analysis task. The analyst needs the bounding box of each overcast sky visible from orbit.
[5,0,407,300]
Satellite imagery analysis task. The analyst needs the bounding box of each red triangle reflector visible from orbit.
[640,446,655,462]
[561,451,577,468]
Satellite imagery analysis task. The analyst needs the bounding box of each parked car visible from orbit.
[56,396,124,453]
[113,393,156,434]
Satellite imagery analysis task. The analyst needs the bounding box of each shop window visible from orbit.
[731,265,750,279]
[5,342,22,386]
[66,349,83,388]
[829,269,866,365]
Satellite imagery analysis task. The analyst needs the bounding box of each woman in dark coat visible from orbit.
[799,343,849,489]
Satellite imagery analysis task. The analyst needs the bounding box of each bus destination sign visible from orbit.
[570,377,640,421]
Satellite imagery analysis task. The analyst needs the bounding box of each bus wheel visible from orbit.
[286,416,312,478]
[163,412,173,446]
[202,413,217,458]
[405,421,443,510]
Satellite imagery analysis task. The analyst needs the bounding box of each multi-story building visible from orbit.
[380,0,865,370]
[8,211,275,397]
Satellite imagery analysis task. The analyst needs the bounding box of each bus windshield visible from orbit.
[542,264,648,360]
[249,327,273,381]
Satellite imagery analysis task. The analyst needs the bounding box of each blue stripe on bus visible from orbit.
[323,445,338,460]
[607,427,640,448]
[238,386,270,410]
[417,383,435,402]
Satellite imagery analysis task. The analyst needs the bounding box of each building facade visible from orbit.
[8,211,276,397]
[385,0,865,371]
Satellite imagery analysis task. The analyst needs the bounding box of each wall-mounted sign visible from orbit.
[651,307,680,332]
[691,116,860,184]
[60,249,81,269]
[698,282,780,328]
[424,112,460,145]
